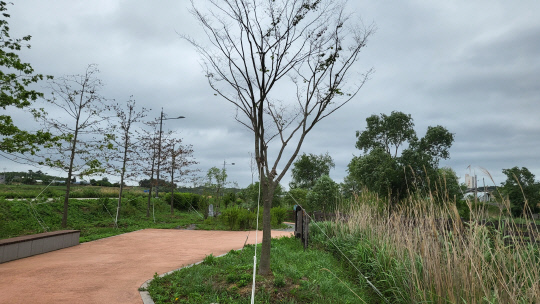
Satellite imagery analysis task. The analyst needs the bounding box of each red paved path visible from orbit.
[0,229,293,304]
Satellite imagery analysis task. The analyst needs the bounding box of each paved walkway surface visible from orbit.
[0,229,293,304]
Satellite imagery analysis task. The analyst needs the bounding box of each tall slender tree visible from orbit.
[39,64,109,227]
[138,120,173,217]
[186,0,373,274]
[206,166,229,206]
[161,137,197,215]
[105,98,147,226]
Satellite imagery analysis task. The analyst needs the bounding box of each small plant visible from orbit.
[273,274,286,288]
[202,253,217,265]
[271,207,289,225]
[237,279,248,288]
[226,273,239,283]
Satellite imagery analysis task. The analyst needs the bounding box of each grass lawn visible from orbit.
[0,196,205,241]
[146,236,368,304]
[0,184,145,198]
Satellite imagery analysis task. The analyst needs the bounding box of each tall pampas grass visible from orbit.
[317,179,539,303]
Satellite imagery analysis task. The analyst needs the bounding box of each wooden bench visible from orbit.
[0,230,80,264]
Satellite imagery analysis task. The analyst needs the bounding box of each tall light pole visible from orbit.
[156,108,184,198]
[223,159,235,171]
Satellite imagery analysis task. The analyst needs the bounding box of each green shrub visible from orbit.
[222,192,236,208]
[220,207,261,230]
[221,207,241,230]
[163,192,202,211]
[237,208,256,230]
[271,207,288,225]
[273,274,286,288]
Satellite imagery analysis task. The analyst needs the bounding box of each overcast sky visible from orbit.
[3,0,540,189]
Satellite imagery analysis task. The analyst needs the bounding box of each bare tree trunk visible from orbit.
[147,142,157,217]
[62,157,74,228]
[258,180,276,275]
[116,179,123,226]
[146,154,155,218]
[62,122,80,228]
[170,169,175,215]
[115,135,129,225]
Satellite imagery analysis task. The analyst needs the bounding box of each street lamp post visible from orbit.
[223,159,235,171]
[156,107,184,198]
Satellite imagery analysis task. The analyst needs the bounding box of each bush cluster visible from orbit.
[163,192,202,211]
[219,206,289,230]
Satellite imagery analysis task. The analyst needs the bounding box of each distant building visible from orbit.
[35,180,43,184]
[465,174,477,189]
[463,191,493,202]
[0,175,5,184]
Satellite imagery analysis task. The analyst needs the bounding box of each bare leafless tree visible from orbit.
[185,0,373,274]
[138,120,174,217]
[39,64,110,227]
[160,137,198,215]
[105,98,147,226]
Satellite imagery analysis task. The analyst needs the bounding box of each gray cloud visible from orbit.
[3,0,540,189]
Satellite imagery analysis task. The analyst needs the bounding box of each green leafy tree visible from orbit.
[306,175,339,212]
[500,167,540,217]
[91,177,112,187]
[283,188,309,209]
[206,166,233,206]
[0,1,58,154]
[239,182,283,209]
[355,111,416,157]
[347,112,454,204]
[436,167,462,201]
[347,147,402,198]
[290,152,335,189]
[206,167,225,202]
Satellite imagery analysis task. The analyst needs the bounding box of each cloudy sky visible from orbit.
[3,0,540,189]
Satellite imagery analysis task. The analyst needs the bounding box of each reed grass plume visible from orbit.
[321,183,540,303]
